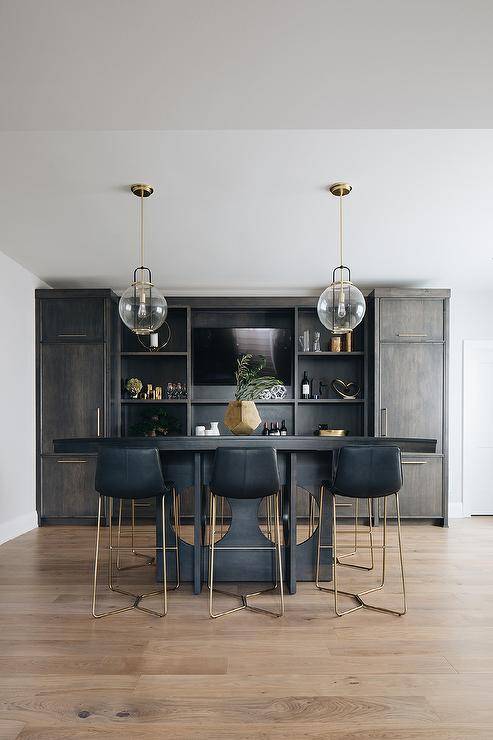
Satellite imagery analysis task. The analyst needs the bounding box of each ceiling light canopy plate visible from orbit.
[329,182,352,197]
[131,183,154,198]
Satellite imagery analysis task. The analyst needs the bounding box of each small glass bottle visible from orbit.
[280,420,287,436]
[262,422,269,436]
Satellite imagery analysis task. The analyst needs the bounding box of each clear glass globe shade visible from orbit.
[317,281,366,334]
[119,281,168,335]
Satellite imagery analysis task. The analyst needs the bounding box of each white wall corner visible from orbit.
[0,510,38,546]
[448,501,465,518]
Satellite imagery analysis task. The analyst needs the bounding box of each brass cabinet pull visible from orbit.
[396,333,428,337]
[57,333,88,337]
[57,459,87,463]
[402,460,428,465]
[381,408,388,437]
[97,407,101,437]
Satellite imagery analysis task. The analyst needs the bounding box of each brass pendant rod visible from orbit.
[339,194,344,302]
[140,191,144,277]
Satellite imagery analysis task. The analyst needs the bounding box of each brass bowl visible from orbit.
[318,429,348,437]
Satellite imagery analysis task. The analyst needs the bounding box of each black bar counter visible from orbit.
[54,436,437,594]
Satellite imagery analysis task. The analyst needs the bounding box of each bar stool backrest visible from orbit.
[95,447,166,499]
[331,445,403,499]
[210,448,280,500]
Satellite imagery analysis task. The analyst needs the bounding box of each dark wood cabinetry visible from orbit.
[36,289,118,523]
[371,289,449,523]
[41,456,98,518]
[37,289,449,525]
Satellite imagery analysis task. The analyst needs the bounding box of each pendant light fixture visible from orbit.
[119,184,168,335]
[317,182,366,334]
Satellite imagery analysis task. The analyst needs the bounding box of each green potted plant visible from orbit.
[224,354,282,435]
[130,407,181,437]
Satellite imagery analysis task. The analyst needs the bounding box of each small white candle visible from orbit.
[150,333,159,348]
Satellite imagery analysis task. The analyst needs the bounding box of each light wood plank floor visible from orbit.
[1,518,493,739]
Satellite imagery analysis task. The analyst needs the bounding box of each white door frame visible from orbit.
[462,339,493,516]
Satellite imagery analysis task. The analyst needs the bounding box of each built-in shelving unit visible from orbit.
[118,302,369,438]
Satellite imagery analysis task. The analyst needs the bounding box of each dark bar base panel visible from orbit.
[54,436,436,595]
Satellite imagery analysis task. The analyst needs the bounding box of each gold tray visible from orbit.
[318,429,348,437]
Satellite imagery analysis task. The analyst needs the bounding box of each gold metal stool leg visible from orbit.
[92,494,172,619]
[116,499,155,571]
[336,498,375,571]
[315,489,407,617]
[209,492,284,619]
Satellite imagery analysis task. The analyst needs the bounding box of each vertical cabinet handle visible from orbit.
[381,408,388,437]
[97,407,101,437]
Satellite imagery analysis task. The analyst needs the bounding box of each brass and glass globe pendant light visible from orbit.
[317,183,366,334]
[119,184,169,347]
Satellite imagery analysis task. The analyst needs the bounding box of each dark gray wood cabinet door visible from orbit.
[41,455,98,517]
[42,298,104,342]
[380,299,444,342]
[41,344,104,453]
[380,456,443,518]
[379,343,443,450]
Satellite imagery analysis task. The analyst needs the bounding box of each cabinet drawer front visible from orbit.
[380,299,444,342]
[42,298,104,342]
[42,456,98,518]
[380,457,443,518]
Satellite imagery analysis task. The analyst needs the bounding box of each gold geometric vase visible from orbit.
[224,401,261,436]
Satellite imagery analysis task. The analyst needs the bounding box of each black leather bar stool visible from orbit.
[316,445,406,617]
[207,447,284,619]
[92,447,179,619]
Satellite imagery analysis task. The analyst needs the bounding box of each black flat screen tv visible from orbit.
[193,328,292,385]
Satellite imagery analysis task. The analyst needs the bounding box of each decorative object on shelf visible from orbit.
[119,184,168,335]
[147,384,154,400]
[136,322,172,351]
[125,377,143,399]
[331,378,361,399]
[165,382,187,399]
[195,425,206,436]
[258,388,272,400]
[270,385,287,399]
[224,354,283,435]
[313,332,321,352]
[345,331,353,352]
[208,421,220,436]
[129,406,180,437]
[316,424,348,437]
[298,329,310,353]
[317,183,366,334]
[330,336,342,352]
[155,386,162,400]
[319,381,328,399]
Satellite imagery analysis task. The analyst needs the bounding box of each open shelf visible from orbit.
[298,399,364,404]
[121,352,188,357]
[121,399,188,404]
[191,398,294,404]
[297,351,364,357]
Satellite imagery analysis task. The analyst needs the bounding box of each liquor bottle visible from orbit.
[269,422,275,435]
[262,422,269,436]
[271,422,281,436]
[280,420,287,436]
[301,371,310,399]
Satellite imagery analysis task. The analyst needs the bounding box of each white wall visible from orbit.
[448,289,493,516]
[0,251,47,544]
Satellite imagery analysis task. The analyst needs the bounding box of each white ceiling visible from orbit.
[0,2,492,293]
[0,129,492,293]
[1,0,493,130]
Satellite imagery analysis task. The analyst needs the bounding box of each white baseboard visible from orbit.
[0,510,38,545]
[449,501,466,518]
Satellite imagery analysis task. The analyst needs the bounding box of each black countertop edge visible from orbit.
[53,436,437,454]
